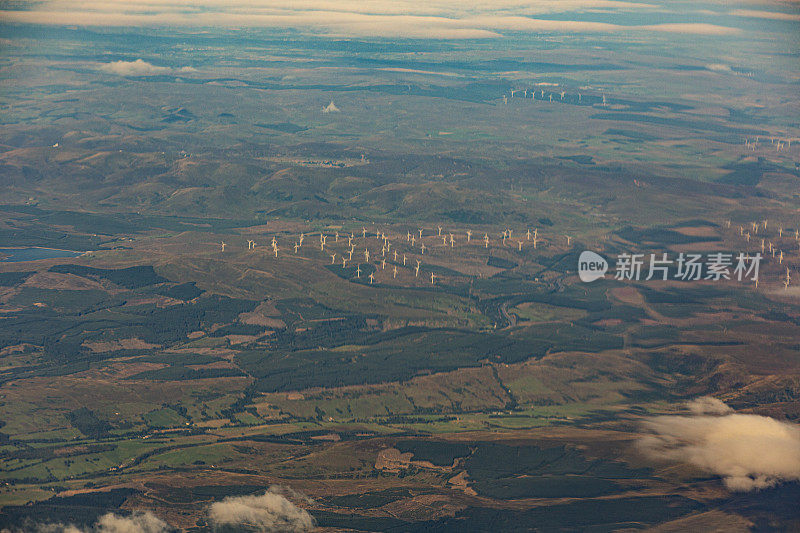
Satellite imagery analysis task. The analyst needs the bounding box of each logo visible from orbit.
[578,251,608,282]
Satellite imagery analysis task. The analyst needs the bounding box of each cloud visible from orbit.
[4,512,169,533]
[208,486,315,532]
[730,9,800,22]
[94,512,170,533]
[99,59,196,76]
[0,1,741,38]
[638,397,800,491]
[322,101,340,113]
[686,396,734,414]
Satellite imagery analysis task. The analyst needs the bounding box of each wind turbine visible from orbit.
[484,234,490,248]
[335,231,339,242]
[362,227,367,238]
[421,243,426,254]
[430,273,436,285]
[393,265,398,279]
[330,253,336,264]
[356,264,361,278]
[419,229,423,239]
[403,254,407,266]
[526,229,531,241]
[438,225,442,237]
[410,236,416,246]
[368,272,374,284]
[414,263,420,277]
[518,241,523,251]
[442,235,448,246]
[365,249,370,262]
[273,245,279,258]
[342,257,347,268]
[560,91,565,100]
[294,242,299,253]
[566,235,572,246]
[449,233,455,247]
[407,231,411,242]
[467,230,472,242]
[220,241,226,252]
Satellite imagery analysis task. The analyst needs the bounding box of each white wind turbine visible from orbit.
[438,225,442,237]
[294,242,299,253]
[393,265,398,279]
[403,254,407,266]
[430,273,436,285]
[393,250,398,261]
[330,253,337,264]
[449,233,455,247]
[220,241,226,252]
[420,243,426,254]
[365,249,370,262]
[342,257,347,268]
[356,264,361,278]
[467,230,472,242]
[368,272,374,284]
[419,229,423,239]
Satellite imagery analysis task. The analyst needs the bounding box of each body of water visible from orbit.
[0,247,84,262]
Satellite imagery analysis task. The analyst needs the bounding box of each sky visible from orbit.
[0,0,798,39]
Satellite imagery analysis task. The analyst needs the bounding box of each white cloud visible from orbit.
[730,9,800,22]
[0,1,742,38]
[5,512,169,533]
[322,101,340,113]
[99,59,195,76]
[639,397,800,491]
[208,486,315,533]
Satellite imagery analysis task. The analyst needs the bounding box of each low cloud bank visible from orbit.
[4,511,169,533]
[208,485,316,532]
[100,59,195,76]
[639,397,800,491]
